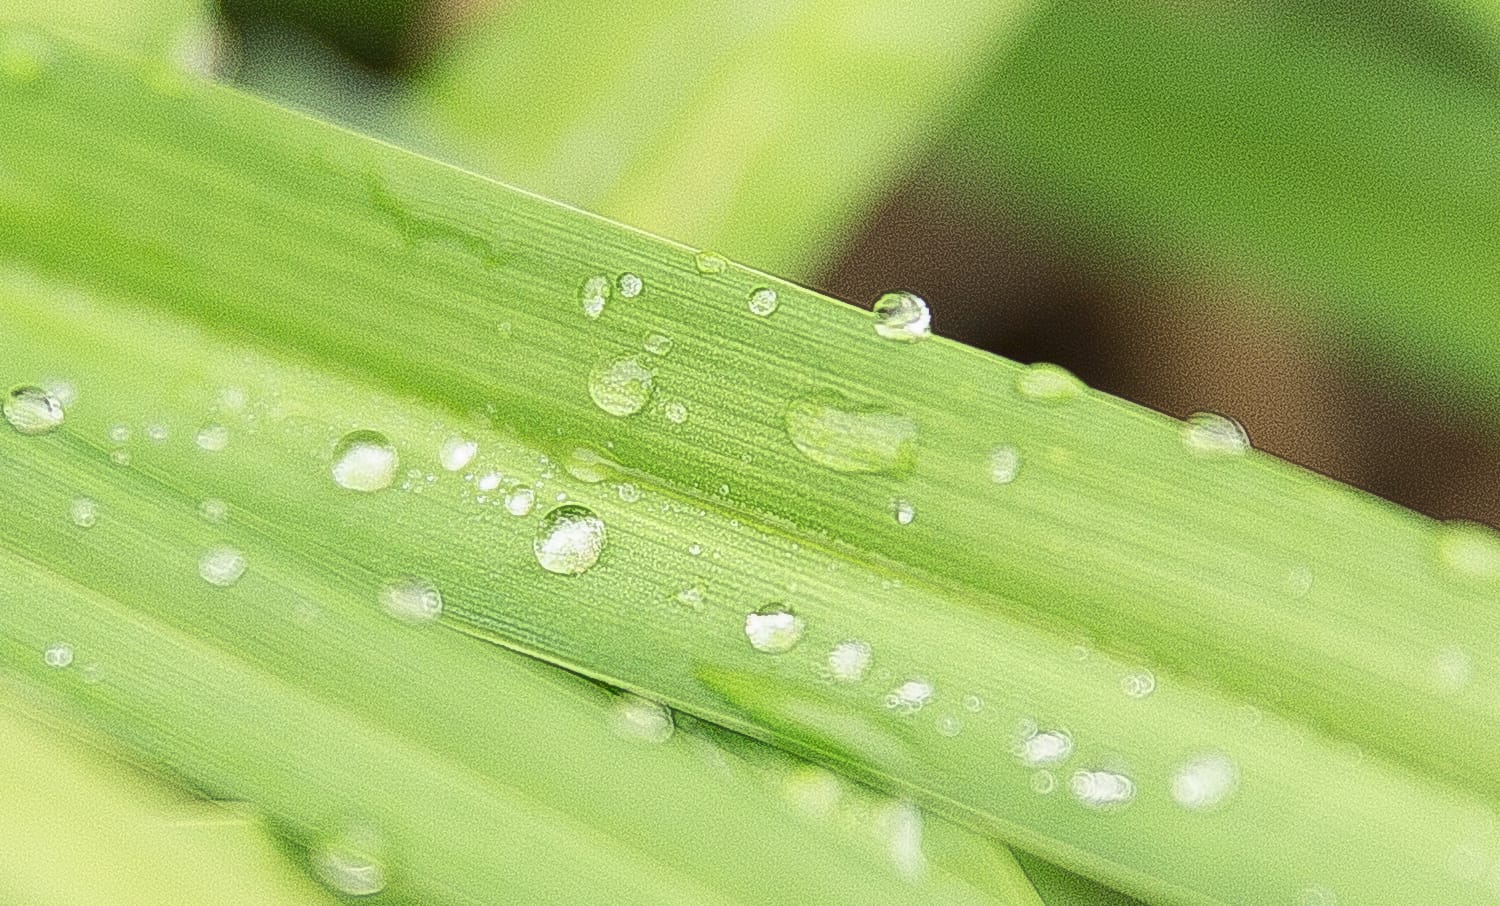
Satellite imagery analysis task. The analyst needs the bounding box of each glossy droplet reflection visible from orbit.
[1016,727,1074,767]
[872,292,930,342]
[43,642,73,668]
[1181,412,1250,457]
[534,505,606,575]
[611,693,674,743]
[588,356,654,417]
[380,577,443,624]
[69,497,98,528]
[744,606,804,653]
[4,386,64,435]
[313,824,386,897]
[198,546,247,587]
[1170,753,1239,811]
[1016,364,1083,402]
[331,431,399,492]
[748,287,779,317]
[439,435,477,472]
[825,640,872,682]
[784,394,916,474]
[989,445,1021,484]
[1070,770,1135,810]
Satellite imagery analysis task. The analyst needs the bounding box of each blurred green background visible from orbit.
[28,0,1500,527]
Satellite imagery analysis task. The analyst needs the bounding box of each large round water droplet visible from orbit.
[1181,412,1250,456]
[748,287,779,317]
[380,577,443,624]
[1069,770,1135,810]
[313,825,386,897]
[744,606,804,653]
[198,546,247,587]
[872,292,930,342]
[534,505,606,575]
[588,356,654,417]
[4,386,64,435]
[1169,753,1239,811]
[1016,364,1083,401]
[784,393,916,474]
[331,431,399,492]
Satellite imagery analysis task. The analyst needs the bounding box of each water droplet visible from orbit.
[439,435,477,472]
[1016,364,1084,402]
[1069,770,1135,810]
[198,546,247,587]
[505,486,536,516]
[1437,521,1500,579]
[477,471,502,493]
[1016,727,1074,766]
[694,251,727,274]
[1434,646,1473,693]
[313,824,386,897]
[617,273,643,298]
[936,715,962,737]
[199,498,229,523]
[872,292,930,342]
[564,447,613,483]
[1286,565,1315,598]
[379,577,443,624]
[1030,771,1057,795]
[616,482,641,503]
[744,606,805,653]
[825,640,872,682]
[110,449,132,467]
[534,505,606,575]
[748,287,779,317]
[108,424,132,444]
[644,333,673,356]
[69,497,98,528]
[963,693,984,713]
[892,499,915,525]
[1170,753,1239,811]
[688,543,704,557]
[884,678,934,715]
[1121,669,1156,699]
[784,393,917,474]
[611,693,674,743]
[989,445,1021,484]
[664,400,688,424]
[1299,886,1338,906]
[884,802,927,881]
[1181,412,1250,456]
[195,423,229,452]
[581,274,610,319]
[145,424,169,443]
[3,386,64,435]
[331,431,398,492]
[676,585,704,608]
[588,356,654,417]
[43,642,73,668]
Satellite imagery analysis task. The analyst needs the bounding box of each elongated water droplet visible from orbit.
[505,485,536,516]
[644,333,673,356]
[564,447,613,483]
[617,273,643,298]
[611,693,674,743]
[589,356,654,417]
[331,431,398,492]
[438,435,477,472]
[749,287,779,317]
[534,505,605,574]
[195,423,229,452]
[380,577,443,624]
[69,497,98,528]
[1070,770,1135,810]
[1170,753,1239,811]
[744,606,804,653]
[313,825,386,897]
[580,274,609,319]
[884,801,928,881]
[694,251,727,274]
[1016,727,1073,766]
[43,642,73,668]
[989,444,1021,484]
[1016,364,1083,401]
[198,546,247,587]
[826,640,872,682]
[4,386,63,435]
[892,499,915,525]
[1181,412,1250,456]
[872,292,930,342]
[784,393,916,474]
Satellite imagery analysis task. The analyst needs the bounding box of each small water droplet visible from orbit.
[936,715,962,737]
[748,287,779,317]
[892,499,915,525]
[331,431,399,492]
[1069,770,1136,810]
[884,678,934,715]
[379,577,443,624]
[110,449,132,467]
[744,606,804,653]
[69,497,98,528]
[616,482,641,503]
[664,400,689,424]
[1286,565,1315,598]
[1016,364,1084,402]
[145,424,169,443]
[784,393,917,474]
[617,273,643,298]
[505,486,536,516]
[989,445,1021,484]
[199,498,229,523]
[1436,522,1500,579]
[688,543,703,557]
[825,640,872,682]
[1170,753,1239,811]
[643,333,673,356]
[1016,727,1074,766]
[477,471,502,493]
[198,546,247,587]
[439,435,478,472]
[1122,669,1157,699]
[611,693,674,742]
[534,505,606,575]
[313,824,386,897]
[872,292,930,342]
[195,423,229,452]
[589,356,654,417]
[1030,771,1057,795]
[676,585,705,608]
[694,251,727,274]
[581,274,610,319]
[963,693,984,713]
[43,642,73,668]
[108,424,132,444]
[3,386,64,435]
[1181,412,1250,456]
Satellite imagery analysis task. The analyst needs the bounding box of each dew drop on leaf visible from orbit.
[748,287,779,317]
[989,444,1021,484]
[43,642,73,668]
[1015,727,1074,767]
[892,499,915,525]
[313,824,386,897]
[617,272,643,298]
[825,640,872,682]
[611,693,674,743]
[195,423,229,452]
[438,435,477,472]
[784,393,917,474]
[744,606,805,653]
[1181,412,1250,456]
[643,333,673,356]
[872,291,930,342]
[199,498,229,524]
[664,400,688,424]
[331,430,399,492]
[1070,770,1136,810]
[534,505,606,575]
[1170,753,1239,811]
[580,274,609,319]
[198,546,247,587]
[1121,669,1156,699]
[694,251,727,274]
[379,577,443,624]
[3,385,64,435]
[1016,364,1084,402]
[505,486,536,517]
[69,497,98,528]
[588,356,654,417]
[884,678,934,715]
